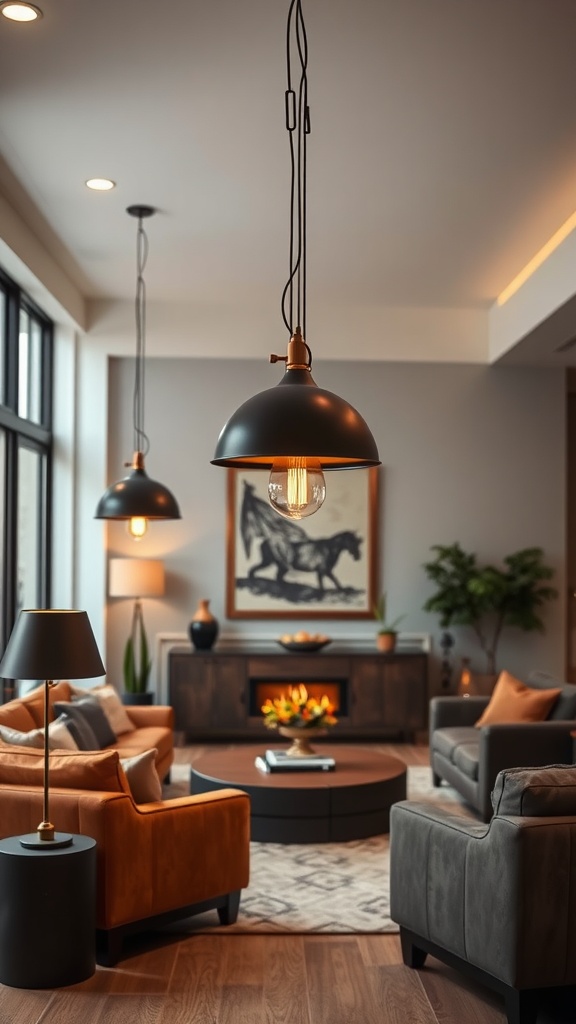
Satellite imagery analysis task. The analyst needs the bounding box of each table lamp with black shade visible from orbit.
[0,609,105,849]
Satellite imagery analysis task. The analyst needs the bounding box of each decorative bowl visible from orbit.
[278,725,327,756]
[277,639,332,653]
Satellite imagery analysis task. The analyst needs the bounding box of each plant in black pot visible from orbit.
[122,606,154,705]
[422,543,557,676]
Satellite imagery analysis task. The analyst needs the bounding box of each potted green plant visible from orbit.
[422,543,557,676]
[373,593,405,653]
[122,601,154,705]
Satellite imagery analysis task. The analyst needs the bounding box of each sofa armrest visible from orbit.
[390,800,489,947]
[429,695,489,734]
[25,784,250,930]
[124,704,175,730]
[479,720,575,797]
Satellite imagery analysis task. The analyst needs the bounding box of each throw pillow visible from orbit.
[46,715,80,750]
[69,684,134,736]
[475,670,562,727]
[70,696,116,747]
[53,702,100,750]
[527,671,576,721]
[0,747,131,794]
[0,717,78,750]
[119,748,162,804]
[18,681,74,728]
[0,724,43,748]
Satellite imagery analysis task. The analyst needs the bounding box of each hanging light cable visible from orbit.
[212,0,380,520]
[95,205,181,538]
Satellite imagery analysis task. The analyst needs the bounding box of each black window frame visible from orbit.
[0,265,53,699]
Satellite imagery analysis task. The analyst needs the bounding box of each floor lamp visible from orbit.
[109,558,165,702]
[0,609,105,988]
[0,609,105,848]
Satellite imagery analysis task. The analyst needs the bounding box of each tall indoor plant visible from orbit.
[422,543,557,674]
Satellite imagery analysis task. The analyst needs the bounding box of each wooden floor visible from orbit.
[2,742,575,1024]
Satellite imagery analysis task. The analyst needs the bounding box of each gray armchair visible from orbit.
[430,672,576,820]
[390,764,576,1024]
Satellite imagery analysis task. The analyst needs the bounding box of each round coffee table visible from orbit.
[190,745,407,843]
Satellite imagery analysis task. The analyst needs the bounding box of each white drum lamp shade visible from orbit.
[109,559,165,599]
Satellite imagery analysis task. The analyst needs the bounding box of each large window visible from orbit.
[0,267,53,699]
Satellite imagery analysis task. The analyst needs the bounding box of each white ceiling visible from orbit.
[1,0,576,357]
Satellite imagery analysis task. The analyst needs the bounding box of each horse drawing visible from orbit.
[248,530,362,592]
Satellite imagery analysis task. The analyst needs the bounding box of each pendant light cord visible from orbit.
[281,0,312,367]
[133,215,150,457]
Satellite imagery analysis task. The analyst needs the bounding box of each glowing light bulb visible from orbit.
[268,458,326,519]
[128,517,148,540]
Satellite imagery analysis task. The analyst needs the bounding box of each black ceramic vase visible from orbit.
[189,599,219,651]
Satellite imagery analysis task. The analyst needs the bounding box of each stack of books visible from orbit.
[255,749,336,773]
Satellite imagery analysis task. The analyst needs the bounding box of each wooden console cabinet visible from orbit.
[168,647,428,742]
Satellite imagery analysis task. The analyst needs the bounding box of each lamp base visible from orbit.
[19,832,74,850]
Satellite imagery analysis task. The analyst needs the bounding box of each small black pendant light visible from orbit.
[95,205,181,539]
[212,0,380,520]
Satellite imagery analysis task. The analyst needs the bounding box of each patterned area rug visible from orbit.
[164,762,474,935]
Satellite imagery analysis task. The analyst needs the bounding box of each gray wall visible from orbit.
[105,357,566,693]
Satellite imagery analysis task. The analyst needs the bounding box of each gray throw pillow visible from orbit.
[53,701,102,750]
[71,696,116,747]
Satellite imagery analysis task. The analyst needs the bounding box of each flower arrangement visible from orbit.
[261,683,337,730]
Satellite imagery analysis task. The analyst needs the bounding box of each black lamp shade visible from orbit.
[0,610,105,681]
[94,464,181,521]
[212,368,381,469]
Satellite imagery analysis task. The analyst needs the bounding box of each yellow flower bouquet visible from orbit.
[261,683,337,730]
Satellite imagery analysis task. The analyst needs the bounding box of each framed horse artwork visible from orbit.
[226,468,379,619]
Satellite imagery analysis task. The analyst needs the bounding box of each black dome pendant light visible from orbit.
[212,0,380,520]
[95,205,181,539]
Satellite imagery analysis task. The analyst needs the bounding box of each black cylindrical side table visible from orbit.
[0,834,97,989]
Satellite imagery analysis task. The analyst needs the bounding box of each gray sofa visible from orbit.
[390,764,576,1024]
[429,672,576,820]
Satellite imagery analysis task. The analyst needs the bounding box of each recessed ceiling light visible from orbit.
[85,178,116,192]
[0,2,43,21]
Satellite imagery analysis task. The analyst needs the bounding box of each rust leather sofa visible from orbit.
[0,745,251,964]
[0,680,174,781]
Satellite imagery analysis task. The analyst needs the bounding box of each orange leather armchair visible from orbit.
[0,747,250,964]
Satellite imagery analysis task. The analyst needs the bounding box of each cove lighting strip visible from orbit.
[497,210,576,306]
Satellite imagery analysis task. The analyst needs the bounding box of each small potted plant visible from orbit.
[373,593,405,653]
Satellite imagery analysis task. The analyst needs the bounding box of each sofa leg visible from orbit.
[503,987,539,1024]
[96,927,124,968]
[217,890,241,925]
[432,772,442,788]
[399,927,428,969]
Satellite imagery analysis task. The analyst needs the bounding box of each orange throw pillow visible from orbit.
[0,746,131,794]
[475,670,561,727]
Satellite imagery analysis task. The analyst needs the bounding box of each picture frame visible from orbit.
[226,468,379,619]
